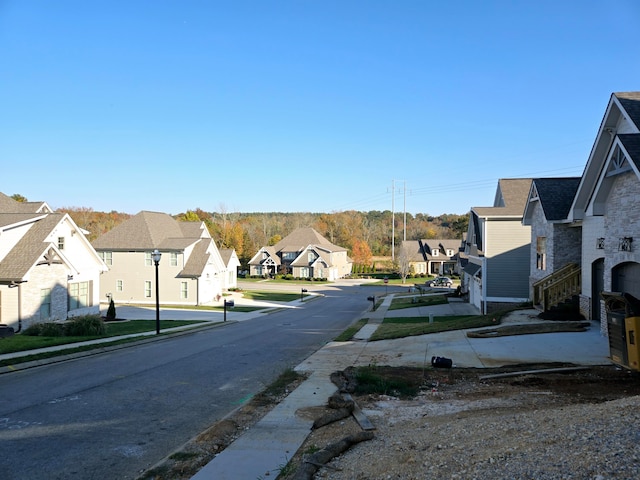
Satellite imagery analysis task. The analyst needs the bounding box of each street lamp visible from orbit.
[152,249,162,334]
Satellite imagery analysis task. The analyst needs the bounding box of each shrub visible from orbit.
[106,299,116,320]
[64,315,106,336]
[26,322,65,337]
[23,323,43,336]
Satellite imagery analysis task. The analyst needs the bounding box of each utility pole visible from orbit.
[391,180,395,262]
[403,181,407,242]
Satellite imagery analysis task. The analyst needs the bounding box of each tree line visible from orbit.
[54,206,468,268]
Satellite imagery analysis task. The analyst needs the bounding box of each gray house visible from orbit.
[522,178,581,310]
[461,178,533,313]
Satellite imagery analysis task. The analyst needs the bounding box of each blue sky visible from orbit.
[2,1,639,216]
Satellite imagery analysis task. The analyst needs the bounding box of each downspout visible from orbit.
[9,281,26,333]
[482,256,488,315]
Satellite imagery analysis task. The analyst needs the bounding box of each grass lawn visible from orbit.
[240,290,307,302]
[369,315,498,341]
[0,320,204,355]
[388,295,449,310]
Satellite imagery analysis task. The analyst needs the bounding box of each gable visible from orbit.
[591,134,640,215]
[570,92,640,221]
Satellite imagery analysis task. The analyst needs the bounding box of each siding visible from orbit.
[485,219,531,300]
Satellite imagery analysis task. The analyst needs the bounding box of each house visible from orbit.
[522,178,582,309]
[461,178,533,313]
[401,239,459,276]
[92,211,232,306]
[563,92,640,330]
[248,227,352,280]
[220,248,241,290]
[0,193,107,330]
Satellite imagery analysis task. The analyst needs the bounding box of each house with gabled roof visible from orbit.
[563,92,640,329]
[461,178,533,313]
[522,178,582,309]
[248,227,352,280]
[220,248,241,290]
[92,211,230,306]
[401,239,459,276]
[0,193,107,330]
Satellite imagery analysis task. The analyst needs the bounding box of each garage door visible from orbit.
[612,262,640,299]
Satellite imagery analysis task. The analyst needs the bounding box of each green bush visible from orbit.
[65,315,106,336]
[24,322,65,337]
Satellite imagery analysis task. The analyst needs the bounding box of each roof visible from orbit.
[531,178,581,221]
[614,92,640,128]
[0,214,68,281]
[619,134,640,170]
[177,240,210,278]
[473,178,533,217]
[273,227,347,253]
[92,211,204,251]
[0,192,51,214]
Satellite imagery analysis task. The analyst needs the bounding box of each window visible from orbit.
[446,249,454,256]
[58,237,65,250]
[170,252,178,267]
[145,252,152,266]
[536,237,546,270]
[116,279,123,292]
[40,288,51,319]
[283,252,296,260]
[145,281,152,298]
[432,250,439,257]
[308,252,316,262]
[69,282,89,310]
[181,282,188,299]
[100,251,113,266]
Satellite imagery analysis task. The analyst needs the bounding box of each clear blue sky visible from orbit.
[2,1,639,216]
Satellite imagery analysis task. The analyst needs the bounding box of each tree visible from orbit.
[11,194,27,202]
[351,239,372,266]
[397,244,412,284]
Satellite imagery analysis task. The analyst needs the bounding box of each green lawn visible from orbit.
[369,315,498,341]
[0,320,204,355]
[240,290,307,302]
[387,295,449,310]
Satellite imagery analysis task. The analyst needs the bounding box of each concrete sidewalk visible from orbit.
[191,295,611,480]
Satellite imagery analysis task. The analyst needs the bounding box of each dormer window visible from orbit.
[432,250,439,257]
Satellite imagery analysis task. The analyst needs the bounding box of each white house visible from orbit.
[0,193,107,330]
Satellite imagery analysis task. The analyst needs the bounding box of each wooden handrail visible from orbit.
[533,263,581,311]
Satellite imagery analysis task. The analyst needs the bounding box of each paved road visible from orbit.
[0,284,371,480]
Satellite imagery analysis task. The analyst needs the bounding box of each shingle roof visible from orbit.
[92,211,201,250]
[177,240,210,278]
[0,213,45,228]
[619,134,640,171]
[273,227,347,253]
[0,214,67,281]
[532,177,581,221]
[0,192,50,213]
[615,92,640,128]
[473,178,533,217]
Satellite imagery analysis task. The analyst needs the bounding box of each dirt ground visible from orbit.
[138,363,640,480]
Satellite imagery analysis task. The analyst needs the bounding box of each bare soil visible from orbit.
[138,364,640,480]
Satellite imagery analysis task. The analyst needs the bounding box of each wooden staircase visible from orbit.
[533,263,581,312]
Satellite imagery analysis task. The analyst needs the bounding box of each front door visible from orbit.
[591,258,604,322]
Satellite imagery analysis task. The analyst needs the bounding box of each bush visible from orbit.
[23,322,65,337]
[106,299,116,320]
[65,315,106,336]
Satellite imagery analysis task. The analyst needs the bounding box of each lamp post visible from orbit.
[152,249,162,334]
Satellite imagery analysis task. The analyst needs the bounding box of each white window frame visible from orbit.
[144,281,152,298]
[181,281,188,299]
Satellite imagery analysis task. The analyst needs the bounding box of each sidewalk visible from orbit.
[191,295,611,479]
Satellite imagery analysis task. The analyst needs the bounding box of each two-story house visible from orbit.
[401,239,459,276]
[248,227,352,280]
[92,211,231,306]
[461,178,533,314]
[0,193,107,330]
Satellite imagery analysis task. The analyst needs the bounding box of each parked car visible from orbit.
[426,276,453,288]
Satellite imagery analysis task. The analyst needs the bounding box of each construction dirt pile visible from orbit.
[282,364,640,480]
